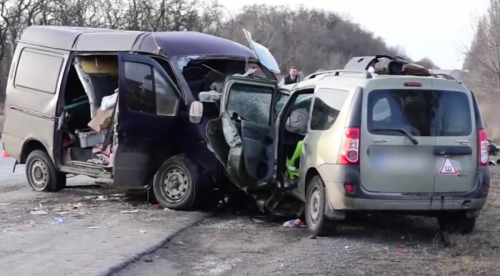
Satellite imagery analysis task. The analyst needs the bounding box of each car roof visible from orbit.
[19,26,257,58]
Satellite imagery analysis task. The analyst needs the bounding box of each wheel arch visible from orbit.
[304,167,321,195]
[20,139,49,164]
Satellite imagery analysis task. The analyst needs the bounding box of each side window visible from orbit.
[309,89,349,131]
[123,62,178,116]
[15,48,64,94]
[154,68,178,116]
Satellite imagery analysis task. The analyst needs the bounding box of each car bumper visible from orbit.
[316,164,489,219]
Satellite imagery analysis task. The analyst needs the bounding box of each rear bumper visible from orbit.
[317,164,489,217]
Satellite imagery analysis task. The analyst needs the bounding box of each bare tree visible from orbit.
[0,1,436,102]
[463,0,500,138]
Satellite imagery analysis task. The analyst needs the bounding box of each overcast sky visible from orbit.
[220,0,490,69]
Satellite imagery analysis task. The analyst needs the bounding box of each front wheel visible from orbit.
[152,155,210,211]
[305,175,336,236]
[25,150,66,192]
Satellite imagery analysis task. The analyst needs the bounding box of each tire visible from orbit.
[305,175,336,236]
[152,155,210,211]
[438,214,476,235]
[25,150,66,192]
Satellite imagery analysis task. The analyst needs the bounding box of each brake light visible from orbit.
[404,82,422,87]
[344,183,354,193]
[478,129,488,166]
[338,127,360,165]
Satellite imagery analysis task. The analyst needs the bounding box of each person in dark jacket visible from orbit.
[283,66,299,85]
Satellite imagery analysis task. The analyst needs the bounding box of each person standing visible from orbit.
[283,66,299,85]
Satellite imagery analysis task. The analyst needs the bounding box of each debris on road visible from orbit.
[140,230,147,234]
[121,209,139,213]
[88,226,101,229]
[144,258,153,263]
[52,217,63,224]
[30,210,48,215]
[282,219,303,228]
[0,203,10,206]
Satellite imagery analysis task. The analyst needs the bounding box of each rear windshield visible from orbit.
[368,89,472,137]
[227,83,274,125]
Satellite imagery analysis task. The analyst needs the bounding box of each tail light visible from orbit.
[478,129,488,166]
[338,127,360,165]
[344,183,354,193]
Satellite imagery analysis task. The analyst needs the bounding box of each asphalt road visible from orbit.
[0,143,205,276]
[117,170,500,276]
[3,140,500,276]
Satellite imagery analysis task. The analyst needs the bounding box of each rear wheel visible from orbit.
[305,175,336,236]
[25,150,66,192]
[152,155,211,211]
[438,213,476,235]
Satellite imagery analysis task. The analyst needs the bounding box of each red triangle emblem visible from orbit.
[439,156,458,175]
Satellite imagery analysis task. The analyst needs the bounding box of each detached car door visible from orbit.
[218,76,279,188]
[113,53,183,187]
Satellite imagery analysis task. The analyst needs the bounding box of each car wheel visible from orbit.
[152,155,210,211]
[305,175,335,236]
[438,214,476,235]
[25,150,66,192]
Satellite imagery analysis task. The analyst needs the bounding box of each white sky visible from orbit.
[221,0,490,69]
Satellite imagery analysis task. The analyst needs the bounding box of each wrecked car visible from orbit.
[3,26,280,210]
[200,55,490,237]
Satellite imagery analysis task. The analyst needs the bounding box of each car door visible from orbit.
[113,52,182,187]
[360,79,436,194]
[432,81,477,194]
[243,29,281,74]
[217,76,279,187]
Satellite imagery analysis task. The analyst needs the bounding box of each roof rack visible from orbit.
[302,69,372,81]
[431,73,462,83]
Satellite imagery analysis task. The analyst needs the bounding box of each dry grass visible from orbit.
[435,168,500,275]
[330,168,500,276]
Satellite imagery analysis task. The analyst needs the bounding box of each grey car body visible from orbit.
[201,56,490,235]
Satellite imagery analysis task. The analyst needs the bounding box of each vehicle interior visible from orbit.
[58,55,119,169]
[282,96,312,156]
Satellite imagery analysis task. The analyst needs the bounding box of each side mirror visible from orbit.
[189,101,203,124]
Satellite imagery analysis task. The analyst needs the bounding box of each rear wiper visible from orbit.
[371,128,419,145]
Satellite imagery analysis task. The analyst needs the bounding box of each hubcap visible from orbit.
[309,187,321,224]
[163,166,190,202]
[31,159,49,190]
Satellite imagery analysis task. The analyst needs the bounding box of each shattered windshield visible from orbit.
[227,83,274,125]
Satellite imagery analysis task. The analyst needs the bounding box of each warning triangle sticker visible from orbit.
[439,156,458,175]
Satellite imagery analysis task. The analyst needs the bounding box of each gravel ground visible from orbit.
[117,168,500,276]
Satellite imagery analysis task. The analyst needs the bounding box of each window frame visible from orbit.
[224,79,278,126]
[367,89,473,137]
[308,88,349,131]
[14,47,65,94]
[122,61,180,117]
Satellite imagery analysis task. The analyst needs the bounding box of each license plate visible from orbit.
[372,153,430,172]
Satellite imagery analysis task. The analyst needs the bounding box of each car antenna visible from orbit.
[146,17,163,55]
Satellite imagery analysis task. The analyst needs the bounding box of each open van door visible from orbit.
[243,29,281,74]
[208,75,279,189]
[113,53,182,187]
